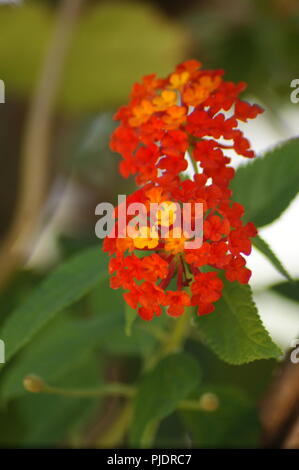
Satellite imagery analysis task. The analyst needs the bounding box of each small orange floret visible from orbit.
[129,99,154,126]
[163,106,187,128]
[169,71,190,90]
[164,232,186,254]
[133,226,159,250]
[153,90,177,110]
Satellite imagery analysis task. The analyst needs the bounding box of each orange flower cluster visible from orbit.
[104,60,262,321]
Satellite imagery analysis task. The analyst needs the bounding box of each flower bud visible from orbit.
[23,375,46,393]
[199,392,219,412]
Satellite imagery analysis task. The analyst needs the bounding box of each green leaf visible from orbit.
[231,138,299,227]
[181,385,260,448]
[271,280,299,303]
[0,245,108,363]
[196,279,282,365]
[88,276,124,316]
[0,270,42,329]
[129,353,201,446]
[0,310,122,403]
[252,235,292,281]
[89,279,156,355]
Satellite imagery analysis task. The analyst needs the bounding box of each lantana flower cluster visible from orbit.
[104,59,262,321]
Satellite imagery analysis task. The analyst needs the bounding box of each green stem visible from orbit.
[162,308,191,354]
[97,402,133,448]
[178,399,205,411]
[42,382,135,398]
[188,145,199,175]
[138,324,169,343]
[26,305,194,447]
[189,154,199,175]
[24,376,217,413]
[140,420,160,448]
[144,306,192,371]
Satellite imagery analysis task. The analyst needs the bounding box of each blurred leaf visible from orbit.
[252,235,292,281]
[183,1,299,101]
[196,279,281,365]
[65,113,134,201]
[153,412,190,448]
[181,385,260,448]
[129,353,201,446]
[0,270,42,328]
[271,280,299,304]
[0,3,51,97]
[187,338,276,400]
[0,2,186,112]
[0,356,101,447]
[0,245,108,363]
[89,276,123,317]
[231,138,299,227]
[99,325,156,358]
[70,113,118,187]
[89,280,156,356]
[62,3,186,112]
[0,309,122,403]
[58,234,97,258]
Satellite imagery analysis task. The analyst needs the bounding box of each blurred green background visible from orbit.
[0,0,298,448]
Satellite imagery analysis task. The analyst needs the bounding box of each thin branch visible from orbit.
[0,0,85,288]
[24,374,218,413]
[97,402,133,448]
[283,411,299,449]
[144,306,191,371]
[43,382,136,399]
[260,351,299,448]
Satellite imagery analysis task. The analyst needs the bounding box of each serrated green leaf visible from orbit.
[196,280,282,364]
[231,138,299,227]
[0,245,108,363]
[181,385,260,448]
[252,235,292,281]
[129,353,201,446]
[271,279,299,303]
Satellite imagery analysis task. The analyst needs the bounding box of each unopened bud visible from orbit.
[23,375,46,393]
[199,392,219,412]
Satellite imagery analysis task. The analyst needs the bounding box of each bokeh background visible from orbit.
[0,0,298,448]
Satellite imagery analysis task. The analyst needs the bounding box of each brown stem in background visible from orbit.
[260,350,299,448]
[0,0,85,289]
[282,412,299,449]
